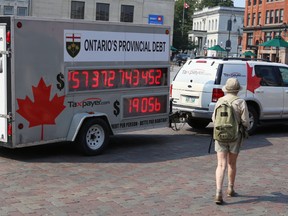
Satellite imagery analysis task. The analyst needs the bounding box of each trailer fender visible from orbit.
[67,112,111,141]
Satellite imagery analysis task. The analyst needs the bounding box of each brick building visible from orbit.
[243,0,288,63]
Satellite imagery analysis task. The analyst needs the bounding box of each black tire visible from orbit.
[247,105,259,135]
[186,117,210,130]
[77,118,110,156]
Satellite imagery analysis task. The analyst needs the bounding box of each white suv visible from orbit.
[170,57,288,134]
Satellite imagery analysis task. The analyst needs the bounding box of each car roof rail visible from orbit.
[194,56,222,59]
[194,56,271,62]
[222,57,271,62]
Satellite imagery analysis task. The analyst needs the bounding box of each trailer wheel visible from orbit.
[77,118,110,156]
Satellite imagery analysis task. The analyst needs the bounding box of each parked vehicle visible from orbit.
[175,53,189,62]
[170,57,288,134]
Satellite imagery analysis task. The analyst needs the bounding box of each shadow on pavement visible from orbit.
[225,192,288,205]
[0,123,287,163]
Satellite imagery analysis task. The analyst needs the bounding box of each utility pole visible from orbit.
[225,19,232,56]
[225,15,236,57]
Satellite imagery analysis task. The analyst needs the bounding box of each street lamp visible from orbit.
[226,15,237,57]
[236,27,241,57]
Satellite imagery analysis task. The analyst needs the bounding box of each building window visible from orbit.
[274,31,281,37]
[269,10,274,23]
[203,19,206,31]
[253,0,256,5]
[17,7,28,16]
[264,32,272,42]
[259,0,262,4]
[247,13,251,26]
[120,5,134,22]
[265,10,269,24]
[71,1,85,19]
[4,6,14,15]
[257,12,261,25]
[247,33,253,46]
[252,13,256,26]
[275,9,279,23]
[96,3,109,21]
[279,9,283,23]
[248,0,251,6]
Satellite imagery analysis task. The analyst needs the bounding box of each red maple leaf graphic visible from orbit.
[16,78,66,140]
[246,63,261,93]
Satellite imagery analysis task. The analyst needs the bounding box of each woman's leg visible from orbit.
[216,151,228,193]
[227,152,238,195]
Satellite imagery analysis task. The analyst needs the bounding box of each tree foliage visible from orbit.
[173,0,196,52]
[197,0,234,10]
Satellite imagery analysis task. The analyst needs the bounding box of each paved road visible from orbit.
[0,122,287,216]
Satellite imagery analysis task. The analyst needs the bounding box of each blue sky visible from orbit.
[234,0,245,7]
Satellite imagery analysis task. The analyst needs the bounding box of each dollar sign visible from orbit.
[57,72,65,91]
[113,100,120,117]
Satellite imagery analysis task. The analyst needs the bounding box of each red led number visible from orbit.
[68,68,166,91]
[128,96,161,114]
[69,71,80,89]
[155,69,162,85]
[123,95,167,118]
[101,70,115,87]
[92,70,99,88]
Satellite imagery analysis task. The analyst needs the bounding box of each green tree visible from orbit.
[197,0,234,9]
[173,0,196,52]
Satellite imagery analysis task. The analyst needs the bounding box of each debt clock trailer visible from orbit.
[0,16,171,155]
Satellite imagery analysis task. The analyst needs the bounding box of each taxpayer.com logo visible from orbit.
[68,98,110,108]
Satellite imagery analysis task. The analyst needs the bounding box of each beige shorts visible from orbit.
[215,137,242,154]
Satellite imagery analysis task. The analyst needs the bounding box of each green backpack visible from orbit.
[213,96,240,142]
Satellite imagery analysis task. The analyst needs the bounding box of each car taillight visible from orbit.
[6,31,11,44]
[212,88,224,102]
[170,84,173,97]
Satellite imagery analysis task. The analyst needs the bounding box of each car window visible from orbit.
[220,63,246,86]
[255,66,281,87]
[173,60,218,84]
[279,67,288,86]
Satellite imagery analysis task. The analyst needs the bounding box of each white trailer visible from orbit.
[0,16,171,155]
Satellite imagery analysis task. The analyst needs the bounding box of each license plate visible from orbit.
[184,96,196,103]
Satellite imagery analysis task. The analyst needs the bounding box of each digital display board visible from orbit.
[123,95,168,118]
[68,68,168,92]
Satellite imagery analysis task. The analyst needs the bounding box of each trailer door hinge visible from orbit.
[0,113,12,119]
[0,50,9,55]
